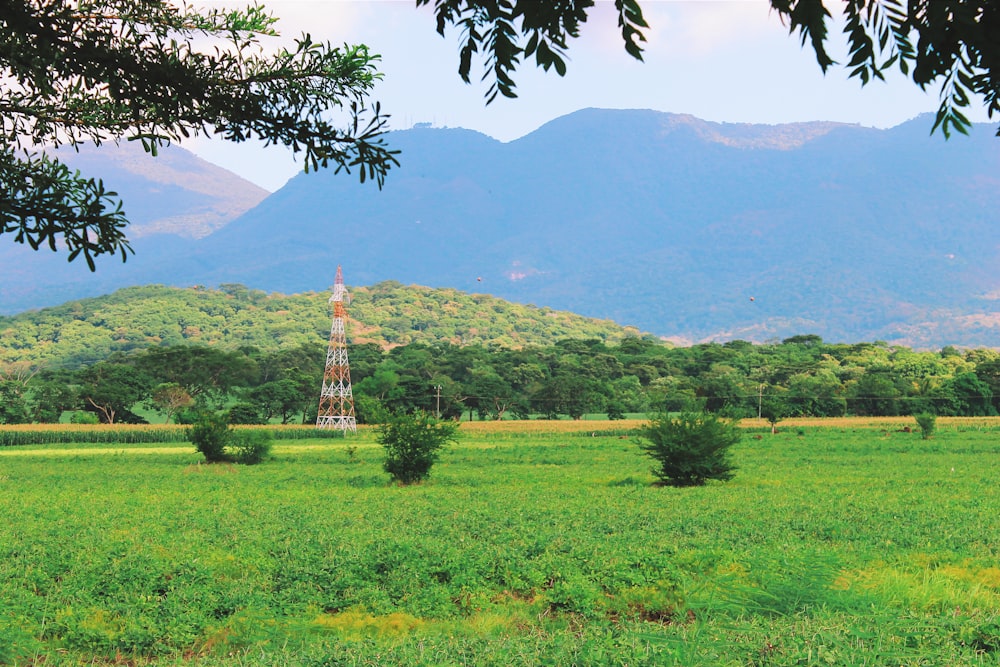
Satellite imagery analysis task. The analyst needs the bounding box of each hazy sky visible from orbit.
[184,0,990,191]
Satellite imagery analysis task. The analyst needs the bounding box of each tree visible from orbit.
[424,1,999,138]
[847,373,903,416]
[133,346,256,407]
[945,372,995,417]
[646,375,700,413]
[354,367,403,405]
[697,365,750,416]
[974,358,1000,413]
[77,361,153,423]
[377,410,458,485]
[28,374,78,423]
[759,392,789,434]
[785,371,846,417]
[148,382,194,424]
[2,1,397,266]
[468,367,515,420]
[0,380,30,424]
[0,362,35,423]
[249,379,307,424]
[536,373,603,420]
[637,412,740,487]
[607,375,647,417]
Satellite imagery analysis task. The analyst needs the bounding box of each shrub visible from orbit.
[228,403,266,425]
[69,411,100,425]
[638,411,740,487]
[915,412,937,440]
[606,400,626,420]
[174,407,200,425]
[377,410,458,485]
[230,430,272,465]
[187,412,232,463]
[354,394,386,425]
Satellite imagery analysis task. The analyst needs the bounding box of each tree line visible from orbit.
[3,334,1000,425]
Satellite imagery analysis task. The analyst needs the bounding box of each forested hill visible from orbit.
[0,282,649,368]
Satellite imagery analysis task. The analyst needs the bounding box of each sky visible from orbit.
[183,0,992,191]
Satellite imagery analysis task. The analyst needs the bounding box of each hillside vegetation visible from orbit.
[0,282,647,367]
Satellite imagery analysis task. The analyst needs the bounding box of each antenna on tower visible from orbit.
[316,265,357,433]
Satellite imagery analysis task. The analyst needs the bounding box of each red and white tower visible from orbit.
[316,265,356,432]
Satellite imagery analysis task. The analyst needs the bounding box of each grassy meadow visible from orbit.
[2,419,1000,665]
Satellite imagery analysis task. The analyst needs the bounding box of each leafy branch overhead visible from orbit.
[3,0,997,271]
[417,0,649,103]
[767,0,998,138]
[426,0,999,137]
[0,0,399,268]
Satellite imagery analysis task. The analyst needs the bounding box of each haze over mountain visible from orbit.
[3,109,999,349]
[54,141,270,238]
[1,141,268,315]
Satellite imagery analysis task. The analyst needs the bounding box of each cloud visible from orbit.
[645,1,784,56]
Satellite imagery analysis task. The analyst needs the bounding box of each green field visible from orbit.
[2,420,1000,665]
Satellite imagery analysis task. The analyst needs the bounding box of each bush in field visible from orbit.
[187,412,233,463]
[377,410,458,485]
[188,414,274,464]
[915,412,937,440]
[638,411,739,487]
[230,430,272,465]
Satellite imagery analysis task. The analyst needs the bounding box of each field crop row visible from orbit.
[0,423,351,447]
[6,415,998,448]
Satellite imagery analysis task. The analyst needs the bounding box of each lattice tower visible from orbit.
[316,265,356,432]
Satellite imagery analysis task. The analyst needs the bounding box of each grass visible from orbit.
[1,419,1000,665]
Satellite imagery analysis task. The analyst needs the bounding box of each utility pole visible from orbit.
[316,265,356,433]
[435,385,442,419]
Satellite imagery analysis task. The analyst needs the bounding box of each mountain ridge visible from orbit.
[2,109,999,349]
[54,141,269,238]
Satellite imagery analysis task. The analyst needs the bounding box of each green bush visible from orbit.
[228,403,266,425]
[231,430,273,465]
[377,410,458,484]
[174,407,199,425]
[69,411,100,425]
[637,411,740,487]
[915,412,937,440]
[187,412,232,463]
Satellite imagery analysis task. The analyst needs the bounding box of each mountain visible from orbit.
[0,141,268,313]
[0,282,649,368]
[53,141,270,239]
[3,109,1000,348]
